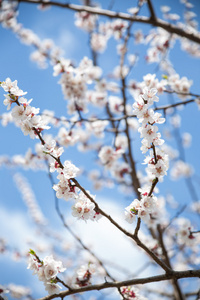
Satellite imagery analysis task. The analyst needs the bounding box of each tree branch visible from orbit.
[37,269,200,300]
[18,0,200,45]
[47,170,116,282]
[72,178,171,273]
[146,0,157,22]
[157,225,185,300]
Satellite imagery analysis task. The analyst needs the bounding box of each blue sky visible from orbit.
[0,0,200,299]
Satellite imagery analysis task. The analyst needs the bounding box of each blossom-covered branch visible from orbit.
[38,269,200,300]
[17,0,200,45]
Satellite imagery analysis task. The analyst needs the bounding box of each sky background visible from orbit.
[0,0,200,299]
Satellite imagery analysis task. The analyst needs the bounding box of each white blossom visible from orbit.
[71,191,99,221]
[43,255,66,281]
[44,282,62,295]
[27,253,66,295]
[120,286,147,300]
[1,77,27,96]
[72,264,95,287]
[98,145,124,169]
[176,218,196,246]
[8,284,31,299]
[170,160,193,180]
[75,11,97,32]
[115,134,128,151]
[90,33,108,53]
[109,96,124,114]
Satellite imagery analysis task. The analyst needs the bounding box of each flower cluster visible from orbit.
[72,264,95,288]
[111,162,131,182]
[99,19,128,40]
[72,191,101,221]
[143,148,169,182]
[51,159,101,222]
[98,143,132,183]
[52,160,79,201]
[53,57,102,114]
[98,134,132,184]
[57,126,80,147]
[76,15,129,53]
[120,286,147,300]
[145,28,173,64]
[98,145,124,169]
[1,78,50,139]
[125,193,158,224]
[170,160,193,180]
[75,11,97,32]
[85,120,109,138]
[90,32,108,53]
[125,82,169,226]
[43,139,64,159]
[7,284,31,299]
[176,218,196,246]
[27,251,66,295]
[129,72,193,103]
[133,86,168,181]
[53,166,101,222]
[1,77,100,223]
[167,74,193,100]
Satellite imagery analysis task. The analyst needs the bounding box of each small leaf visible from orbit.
[29,249,35,255]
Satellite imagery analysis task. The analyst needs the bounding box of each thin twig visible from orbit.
[47,171,116,282]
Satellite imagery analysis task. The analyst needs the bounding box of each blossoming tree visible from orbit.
[0,0,200,299]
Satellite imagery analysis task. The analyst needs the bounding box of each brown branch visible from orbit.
[47,171,116,283]
[191,230,200,234]
[37,269,200,300]
[157,225,185,300]
[147,133,184,298]
[147,144,159,197]
[32,127,46,145]
[119,20,141,199]
[154,98,196,112]
[71,178,171,273]
[17,0,200,45]
[121,81,141,198]
[164,90,200,98]
[148,178,158,197]
[146,0,157,22]
[41,95,197,125]
[133,217,141,238]
[118,19,142,235]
